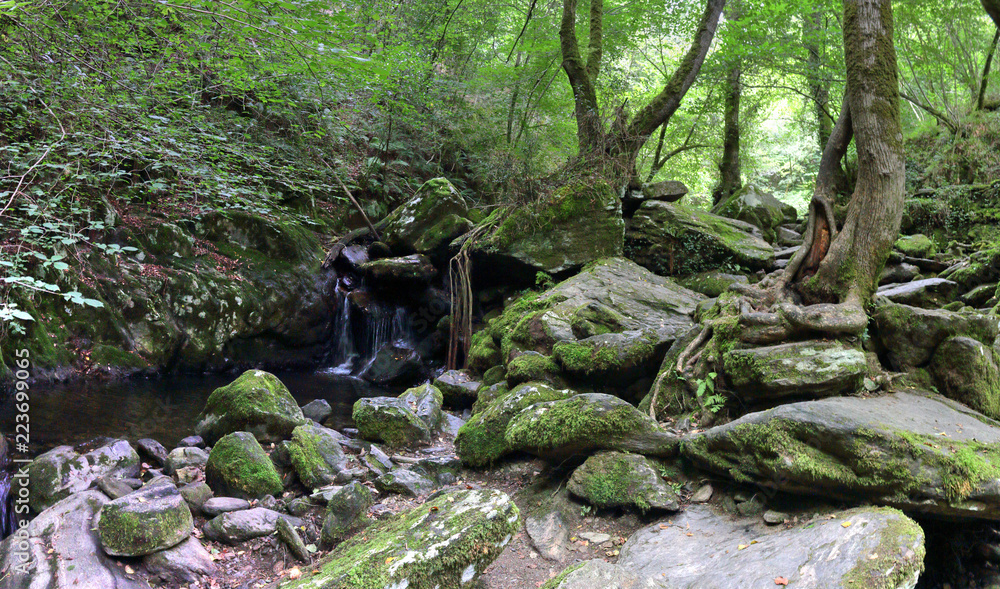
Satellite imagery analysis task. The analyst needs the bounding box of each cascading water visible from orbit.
[329,276,415,376]
[0,439,15,539]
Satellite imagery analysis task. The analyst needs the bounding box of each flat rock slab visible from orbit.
[547,559,657,589]
[683,391,1000,520]
[877,278,958,308]
[723,340,866,401]
[616,505,924,588]
[203,508,303,544]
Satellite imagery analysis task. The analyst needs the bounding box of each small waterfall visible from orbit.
[0,439,14,539]
[329,277,414,375]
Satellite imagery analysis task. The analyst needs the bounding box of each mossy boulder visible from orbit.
[359,344,427,387]
[873,300,999,369]
[205,432,283,500]
[711,184,788,242]
[615,505,923,588]
[320,481,375,546]
[287,424,351,490]
[567,452,679,512]
[433,369,481,409]
[940,245,1000,291]
[279,489,519,589]
[375,468,436,496]
[895,233,935,258]
[931,337,1000,419]
[552,331,665,386]
[506,352,563,387]
[683,391,1000,519]
[353,397,431,447]
[27,439,140,513]
[97,477,193,557]
[455,382,574,467]
[626,201,774,276]
[164,446,209,475]
[471,178,625,280]
[467,330,503,373]
[505,393,678,461]
[398,383,445,432]
[358,254,438,286]
[194,370,306,445]
[472,382,509,415]
[722,340,867,402]
[380,177,470,255]
[675,270,750,298]
[203,508,303,544]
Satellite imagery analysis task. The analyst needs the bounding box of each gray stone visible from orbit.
[777,226,803,246]
[143,537,217,584]
[691,484,713,503]
[300,399,333,423]
[763,510,789,525]
[617,505,923,588]
[203,508,303,544]
[179,481,214,514]
[880,263,920,286]
[963,283,997,308]
[277,516,311,563]
[546,560,656,589]
[380,177,470,255]
[675,271,749,298]
[399,383,445,432]
[568,452,679,512]
[359,254,438,286]
[931,336,1000,420]
[627,201,774,276]
[433,370,481,409]
[359,442,394,476]
[723,340,867,401]
[353,396,431,447]
[440,412,466,438]
[164,446,209,475]
[194,369,307,445]
[375,468,436,496]
[97,477,193,557]
[137,438,169,467]
[874,301,998,369]
[578,532,611,544]
[97,476,134,500]
[359,344,427,387]
[27,439,140,513]
[320,481,375,546]
[0,490,147,589]
[642,180,689,202]
[525,510,570,561]
[202,497,251,517]
[877,278,959,308]
[683,391,1000,520]
[179,435,205,448]
[711,184,788,242]
[287,423,351,489]
[280,489,519,589]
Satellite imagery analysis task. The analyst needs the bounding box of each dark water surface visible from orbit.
[0,369,389,455]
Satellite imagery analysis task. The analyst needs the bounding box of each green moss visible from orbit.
[196,369,305,443]
[205,432,283,499]
[352,399,428,448]
[98,493,193,556]
[575,454,651,511]
[505,395,656,454]
[467,330,502,374]
[89,344,150,369]
[506,353,560,386]
[539,562,587,589]
[843,509,925,589]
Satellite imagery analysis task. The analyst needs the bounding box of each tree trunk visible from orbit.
[712,61,742,205]
[978,26,1000,111]
[560,0,605,156]
[984,0,1000,27]
[796,0,905,306]
[805,9,833,151]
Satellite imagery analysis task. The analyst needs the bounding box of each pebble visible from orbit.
[691,484,713,503]
[579,532,611,544]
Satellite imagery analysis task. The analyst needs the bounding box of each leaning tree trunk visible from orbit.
[795,0,905,307]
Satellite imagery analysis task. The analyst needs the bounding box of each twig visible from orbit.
[0,97,66,218]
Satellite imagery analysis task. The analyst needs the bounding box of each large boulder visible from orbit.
[480,257,703,391]
[97,477,193,557]
[683,391,1000,520]
[622,180,690,217]
[626,201,775,276]
[0,491,148,589]
[353,396,431,447]
[205,431,283,500]
[203,508,303,544]
[614,505,923,588]
[143,537,217,585]
[876,278,959,309]
[194,370,306,445]
[543,560,656,589]
[469,178,625,280]
[27,439,140,513]
[931,337,1000,420]
[711,184,789,242]
[398,383,445,432]
[722,340,867,402]
[433,369,481,409]
[380,177,471,255]
[567,451,679,512]
[320,481,375,546]
[287,424,352,489]
[873,301,998,369]
[358,254,438,287]
[505,393,678,460]
[456,382,574,467]
[359,344,427,387]
[279,489,519,589]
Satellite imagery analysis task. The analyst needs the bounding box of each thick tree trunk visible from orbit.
[712,62,742,205]
[560,0,604,155]
[796,0,905,306]
[984,0,1000,27]
[805,9,833,151]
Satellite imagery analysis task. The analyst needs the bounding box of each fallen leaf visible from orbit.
[842,521,851,528]
[738,544,749,550]
[775,577,789,586]
[288,567,302,580]
[125,565,135,574]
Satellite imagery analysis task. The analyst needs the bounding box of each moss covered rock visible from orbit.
[456,383,573,467]
[358,254,438,286]
[675,270,750,298]
[895,233,935,258]
[722,340,867,402]
[433,369,481,409]
[616,505,923,588]
[279,489,519,589]
[626,201,775,276]
[567,452,679,512]
[931,337,1000,419]
[711,184,788,243]
[873,300,999,369]
[381,177,470,255]
[553,331,665,386]
[506,352,563,387]
[27,439,140,513]
[195,370,306,445]
[205,432,283,500]
[398,383,445,431]
[320,481,374,546]
[353,397,431,447]
[97,477,193,557]
[683,391,1000,519]
[287,424,351,490]
[505,393,678,461]
[471,178,625,280]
